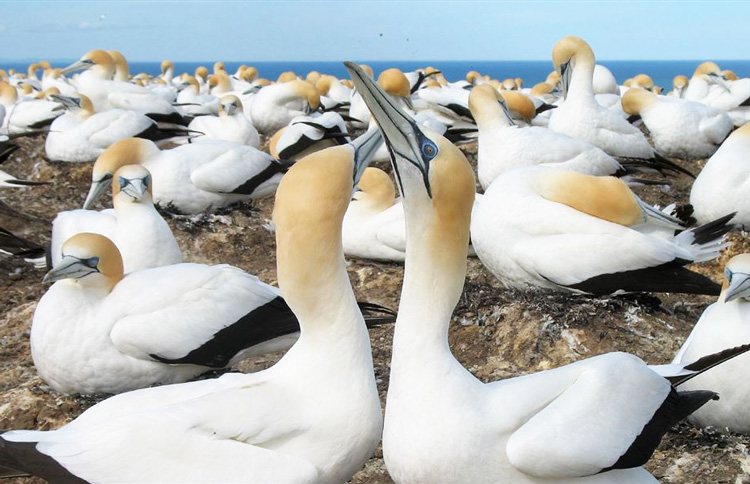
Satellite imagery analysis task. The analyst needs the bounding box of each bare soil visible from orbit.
[1,135,749,483]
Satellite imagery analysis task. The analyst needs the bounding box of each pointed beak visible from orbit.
[222,101,239,116]
[43,256,97,283]
[724,272,750,303]
[120,178,149,201]
[344,61,432,197]
[83,176,111,209]
[559,61,571,100]
[50,94,79,110]
[351,124,383,187]
[498,99,516,126]
[61,59,92,76]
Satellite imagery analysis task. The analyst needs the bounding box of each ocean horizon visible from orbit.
[4,59,750,91]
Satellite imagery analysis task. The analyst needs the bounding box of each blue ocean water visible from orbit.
[5,59,750,90]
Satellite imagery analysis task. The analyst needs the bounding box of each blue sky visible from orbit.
[2,1,749,62]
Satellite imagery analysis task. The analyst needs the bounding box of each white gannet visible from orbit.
[107,50,130,82]
[0,81,63,135]
[671,254,750,433]
[0,125,384,483]
[547,37,691,177]
[621,88,733,161]
[668,75,689,98]
[187,95,260,147]
[347,60,735,484]
[690,123,750,227]
[175,75,218,117]
[593,64,618,94]
[248,80,321,135]
[51,165,182,273]
[315,74,352,106]
[83,137,286,214]
[269,111,350,161]
[469,84,622,189]
[471,166,733,295]
[62,50,186,125]
[45,93,192,163]
[41,67,76,96]
[684,61,750,126]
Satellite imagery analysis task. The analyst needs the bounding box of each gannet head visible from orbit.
[107,50,129,80]
[39,60,51,70]
[0,81,18,106]
[306,70,322,84]
[545,70,560,87]
[219,94,242,116]
[161,60,173,75]
[209,72,232,94]
[62,50,114,78]
[466,70,481,85]
[195,66,208,82]
[38,86,60,100]
[85,138,159,209]
[289,80,321,113]
[621,88,657,115]
[694,61,722,78]
[469,84,515,127]
[723,70,739,81]
[44,233,124,291]
[632,73,654,91]
[722,254,750,303]
[502,78,517,91]
[277,71,298,83]
[530,82,554,98]
[27,63,40,78]
[353,167,396,211]
[378,68,412,108]
[50,92,94,118]
[213,61,226,75]
[552,36,595,98]
[515,77,523,89]
[179,75,200,92]
[241,66,259,83]
[500,91,536,123]
[113,164,153,205]
[673,75,689,90]
[315,75,335,96]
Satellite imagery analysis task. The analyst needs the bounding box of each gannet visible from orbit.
[0,81,63,135]
[175,75,218,117]
[41,68,76,96]
[107,50,130,82]
[83,137,286,214]
[315,74,352,106]
[469,84,622,189]
[472,166,733,295]
[0,121,384,483]
[547,37,690,177]
[51,165,181,273]
[684,61,750,126]
[690,123,750,227]
[248,79,320,135]
[670,254,750,433]
[621,88,732,160]
[269,111,350,161]
[347,60,737,484]
[187,95,260,147]
[593,64,618,94]
[45,93,192,162]
[349,64,375,127]
[62,50,185,124]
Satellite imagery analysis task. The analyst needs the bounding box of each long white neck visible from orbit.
[568,58,596,102]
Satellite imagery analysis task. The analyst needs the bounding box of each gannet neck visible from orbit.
[274,144,361,336]
[469,84,512,128]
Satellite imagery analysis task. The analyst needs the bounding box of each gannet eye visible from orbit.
[726,268,733,280]
[83,257,99,269]
[143,175,151,188]
[421,140,438,160]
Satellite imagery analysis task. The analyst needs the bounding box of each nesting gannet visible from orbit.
[315,74,352,106]
[593,64,618,94]
[690,123,750,227]
[175,75,219,117]
[469,84,622,189]
[83,138,286,214]
[187,95,260,147]
[62,50,185,124]
[621,88,732,160]
[669,75,689,98]
[471,165,733,295]
[684,61,750,126]
[45,93,192,163]
[51,165,181,273]
[269,111,350,161]
[548,37,690,177]
[0,81,63,135]
[0,122,384,483]
[248,80,320,135]
[347,60,738,484]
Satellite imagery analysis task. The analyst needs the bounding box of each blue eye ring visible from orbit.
[84,257,99,269]
[421,140,438,160]
[143,175,151,188]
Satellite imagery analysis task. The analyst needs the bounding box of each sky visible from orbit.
[2,1,749,62]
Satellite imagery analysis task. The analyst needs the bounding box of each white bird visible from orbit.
[621,88,733,160]
[83,137,286,214]
[248,80,321,135]
[671,254,750,433]
[0,82,63,135]
[175,75,218,117]
[547,37,692,178]
[187,95,260,147]
[349,64,375,128]
[668,75,689,98]
[0,128,384,483]
[684,61,750,126]
[690,123,750,227]
[268,111,350,161]
[593,64,619,94]
[469,84,622,189]
[471,166,732,295]
[347,60,733,484]
[51,165,182,273]
[45,93,192,163]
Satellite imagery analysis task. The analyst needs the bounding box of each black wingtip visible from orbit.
[0,434,86,483]
[357,301,397,327]
[686,212,736,245]
[668,342,750,387]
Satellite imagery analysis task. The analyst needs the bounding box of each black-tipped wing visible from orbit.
[0,435,86,484]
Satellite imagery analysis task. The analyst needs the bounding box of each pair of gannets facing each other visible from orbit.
[62,50,186,125]
[469,83,622,189]
[547,37,691,177]
[690,123,750,227]
[268,111,350,161]
[186,95,260,147]
[45,93,194,163]
[684,62,750,126]
[83,137,285,214]
[671,254,750,434]
[621,88,733,161]
[346,61,748,484]
[1,134,385,483]
[50,165,181,273]
[471,165,733,295]
[248,79,321,135]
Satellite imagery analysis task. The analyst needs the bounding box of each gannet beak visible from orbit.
[498,98,516,126]
[50,94,80,110]
[724,271,750,303]
[83,176,112,209]
[707,72,732,93]
[119,175,149,201]
[61,59,93,76]
[222,100,239,116]
[43,255,99,283]
[351,124,383,187]
[559,61,571,100]
[345,61,434,197]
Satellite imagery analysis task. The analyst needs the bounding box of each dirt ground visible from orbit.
[1,134,749,483]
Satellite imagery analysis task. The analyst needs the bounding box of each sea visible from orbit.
[5,60,750,90]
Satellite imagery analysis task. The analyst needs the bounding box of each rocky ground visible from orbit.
[1,134,749,483]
